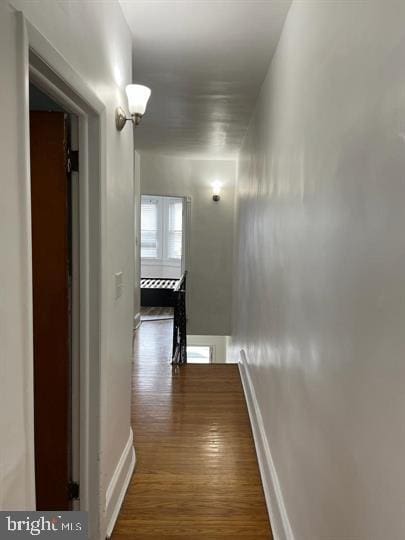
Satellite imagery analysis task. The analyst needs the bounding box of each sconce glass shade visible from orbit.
[212,181,222,197]
[125,84,151,116]
[212,181,222,202]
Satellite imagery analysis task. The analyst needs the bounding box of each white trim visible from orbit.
[16,12,36,508]
[239,350,294,540]
[143,259,181,269]
[105,429,136,539]
[20,14,104,539]
[182,196,191,275]
[134,312,141,330]
[70,117,81,508]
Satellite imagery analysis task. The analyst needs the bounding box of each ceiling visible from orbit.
[119,0,291,158]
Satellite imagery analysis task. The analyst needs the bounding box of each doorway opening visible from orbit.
[29,82,80,510]
[140,195,187,323]
[140,195,185,280]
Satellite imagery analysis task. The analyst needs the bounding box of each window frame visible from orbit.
[164,197,183,263]
[140,196,163,261]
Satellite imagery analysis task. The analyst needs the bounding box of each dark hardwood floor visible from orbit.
[112,319,272,539]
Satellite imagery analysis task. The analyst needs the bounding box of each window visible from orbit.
[141,195,183,263]
[186,346,212,364]
[167,199,183,260]
[141,198,159,258]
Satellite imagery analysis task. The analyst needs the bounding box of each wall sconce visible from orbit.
[116,84,151,131]
[212,181,222,202]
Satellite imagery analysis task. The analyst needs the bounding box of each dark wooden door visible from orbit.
[30,111,72,511]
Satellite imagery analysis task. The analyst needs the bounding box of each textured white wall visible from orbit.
[140,153,236,335]
[232,1,405,539]
[1,1,135,536]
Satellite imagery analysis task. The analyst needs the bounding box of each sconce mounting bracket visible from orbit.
[116,107,143,131]
[116,107,128,131]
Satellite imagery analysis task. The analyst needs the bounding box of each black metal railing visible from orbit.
[172,271,187,365]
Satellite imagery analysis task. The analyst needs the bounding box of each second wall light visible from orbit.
[212,181,222,202]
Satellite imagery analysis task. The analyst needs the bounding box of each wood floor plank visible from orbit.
[112,319,272,539]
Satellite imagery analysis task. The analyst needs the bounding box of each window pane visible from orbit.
[187,346,211,364]
[141,199,159,258]
[167,200,182,259]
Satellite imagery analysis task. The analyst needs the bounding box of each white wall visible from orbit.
[232,2,405,539]
[140,153,236,335]
[1,1,135,537]
[0,1,35,511]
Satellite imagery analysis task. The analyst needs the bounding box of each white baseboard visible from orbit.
[239,350,294,540]
[134,312,141,330]
[105,428,136,539]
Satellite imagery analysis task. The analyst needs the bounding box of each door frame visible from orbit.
[19,13,104,538]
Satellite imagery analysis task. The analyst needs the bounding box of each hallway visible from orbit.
[5,2,405,538]
[112,320,271,539]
